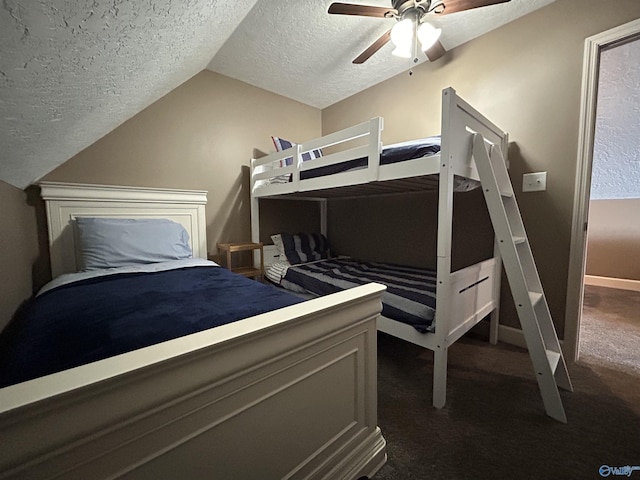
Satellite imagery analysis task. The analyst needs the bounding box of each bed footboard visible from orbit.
[0,284,386,480]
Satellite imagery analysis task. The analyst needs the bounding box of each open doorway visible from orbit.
[580,35,640,374]
[564,18,640,366]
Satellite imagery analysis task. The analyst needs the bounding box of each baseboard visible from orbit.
[471,322,527,349]
[584,275,640,292]
[497,325,527,349]
[496,324,570,354]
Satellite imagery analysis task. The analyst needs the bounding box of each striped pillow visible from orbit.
[271,136,323,166]
[265,259,291,285]
[279,233,330,265]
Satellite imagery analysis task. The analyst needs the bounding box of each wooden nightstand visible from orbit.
[216,242,264,281]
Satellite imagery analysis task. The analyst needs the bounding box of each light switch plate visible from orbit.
[523,172,547,192]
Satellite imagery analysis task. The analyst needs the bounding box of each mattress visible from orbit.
[279,258,437,333]
[301,136,442,180]
[0,260,303,388]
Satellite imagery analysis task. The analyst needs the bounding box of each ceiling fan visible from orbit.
[328,0,511,64]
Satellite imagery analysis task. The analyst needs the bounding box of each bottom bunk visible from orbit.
[264,234,500,407]
[276,257,438,333]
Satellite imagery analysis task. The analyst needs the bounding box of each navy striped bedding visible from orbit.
[280,232,330,264]
[282,258,437,333]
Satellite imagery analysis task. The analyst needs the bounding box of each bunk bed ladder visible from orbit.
[472,134,573,423]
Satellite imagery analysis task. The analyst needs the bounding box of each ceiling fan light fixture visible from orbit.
[329,0,512,64]
[392,45,413,58]
[390,18,413,49]
[417,22,442,51]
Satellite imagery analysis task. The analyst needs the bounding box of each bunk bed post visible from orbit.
[431,87,457,409]
[319,199,328,238]
[251,196,259,244]
[250,160,261,267]
[292,144,302,192]
[367,117,383,182]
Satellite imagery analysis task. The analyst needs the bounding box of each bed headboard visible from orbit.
[39,182,208,278]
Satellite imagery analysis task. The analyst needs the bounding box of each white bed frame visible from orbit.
[0,182,386,480]
[250,87,509,409]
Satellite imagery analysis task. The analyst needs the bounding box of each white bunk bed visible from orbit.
[250,87,509,409]
[0,182,386,480]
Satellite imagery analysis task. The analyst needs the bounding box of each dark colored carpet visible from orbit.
[373,301,640,480]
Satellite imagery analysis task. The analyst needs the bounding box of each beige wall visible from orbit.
[322,0,640,336]
[0,181,43,331]
[328,188,494,271]
[586,199,640,281]
[257,199,322,244]
[44,70,322,257]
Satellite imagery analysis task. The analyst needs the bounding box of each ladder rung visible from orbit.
[546,350,561,373]
[513,236,526,245]
[529,291,543,306]
[500,190,513,198]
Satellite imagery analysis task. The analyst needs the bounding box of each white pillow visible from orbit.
[76,217,192,270]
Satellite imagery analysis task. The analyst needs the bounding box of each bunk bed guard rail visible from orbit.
[251,117,383,197]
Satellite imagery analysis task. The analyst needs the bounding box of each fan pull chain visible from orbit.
[409,19,419,76]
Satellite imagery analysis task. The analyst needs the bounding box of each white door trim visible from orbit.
[564,18,640,363]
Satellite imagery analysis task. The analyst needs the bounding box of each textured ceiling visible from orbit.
[208,0,555,109]
[0,0,258,189]
[591,37,640,200]
[1,0,553,189]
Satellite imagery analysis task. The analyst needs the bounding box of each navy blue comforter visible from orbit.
[0,266,302,388]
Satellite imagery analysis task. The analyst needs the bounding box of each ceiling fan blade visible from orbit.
[353,29,392,64]
[435,0,511,15]
[425,40,447,62]
[328,2,397,18]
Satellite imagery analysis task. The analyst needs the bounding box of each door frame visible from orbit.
[564,18,640,363]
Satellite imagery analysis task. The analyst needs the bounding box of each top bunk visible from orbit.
[250,87,509,200]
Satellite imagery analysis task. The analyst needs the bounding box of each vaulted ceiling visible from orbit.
[0,0,553,189]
